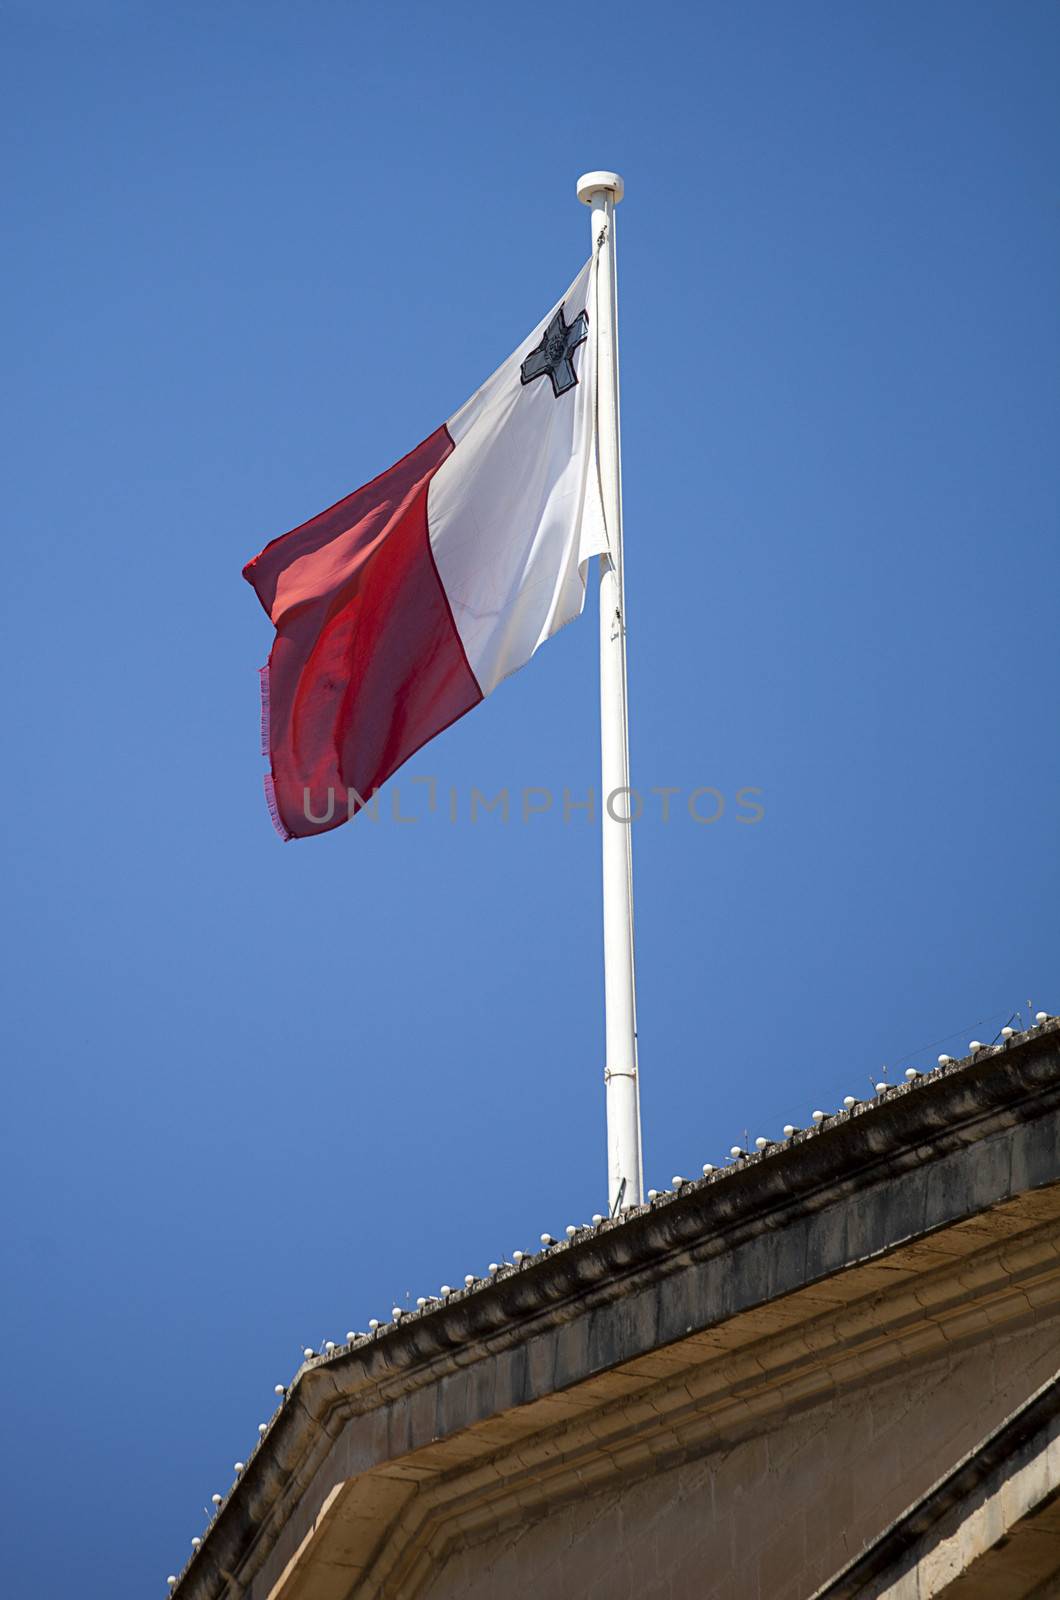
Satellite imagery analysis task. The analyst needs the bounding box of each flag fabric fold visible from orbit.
[243,257,607,839]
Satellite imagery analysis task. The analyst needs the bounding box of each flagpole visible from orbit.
[577,171,643,1214]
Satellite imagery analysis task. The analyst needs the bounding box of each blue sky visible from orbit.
[3,2,1058,1594]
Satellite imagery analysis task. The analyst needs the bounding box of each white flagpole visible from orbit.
[577,171,643,1214]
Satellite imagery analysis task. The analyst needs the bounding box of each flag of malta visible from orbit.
[243,258,608,839]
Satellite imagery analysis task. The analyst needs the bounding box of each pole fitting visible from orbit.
[576,171,625,206]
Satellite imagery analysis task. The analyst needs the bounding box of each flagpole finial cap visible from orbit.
[577,171,624,206]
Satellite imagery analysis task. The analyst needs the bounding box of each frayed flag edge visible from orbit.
[259,663,272,758]
[263,773,293,842]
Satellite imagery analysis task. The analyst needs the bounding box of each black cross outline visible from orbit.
[520,305,589,398]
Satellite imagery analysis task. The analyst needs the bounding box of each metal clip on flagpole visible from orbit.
[577,171,643,1214]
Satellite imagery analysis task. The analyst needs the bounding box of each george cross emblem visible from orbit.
[520,304,589,398]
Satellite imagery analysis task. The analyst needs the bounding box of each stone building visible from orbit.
[170,1018,1060,1599]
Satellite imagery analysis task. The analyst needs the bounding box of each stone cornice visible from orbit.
[369,1222,1060,1599]
[171,1020,1060,1599]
